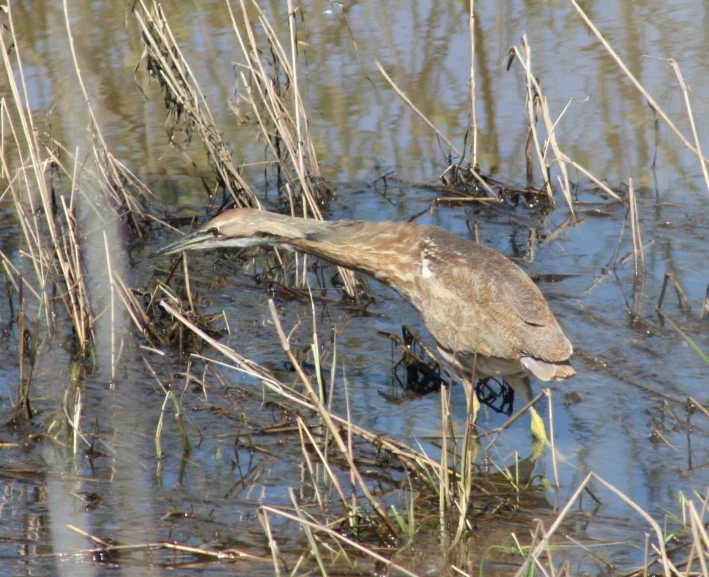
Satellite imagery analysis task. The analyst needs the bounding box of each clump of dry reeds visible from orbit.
[0,1,160,426]
[227,0,333,212]
[133,0,260,210]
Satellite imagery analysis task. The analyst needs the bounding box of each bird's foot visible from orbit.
[529,407,549,445]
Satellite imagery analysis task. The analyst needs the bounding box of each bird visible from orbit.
[155,208,575,441]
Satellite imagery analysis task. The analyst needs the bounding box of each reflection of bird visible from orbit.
[157,208,574,440]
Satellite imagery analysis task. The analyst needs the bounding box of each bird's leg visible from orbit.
[462,379,480,425]
[505,375,548,445]
[472,387,481,426]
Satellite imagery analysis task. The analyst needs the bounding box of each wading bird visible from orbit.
[156,208,574,440]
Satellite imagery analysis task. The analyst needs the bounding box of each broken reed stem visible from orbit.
[342,370,359,519]
[510,38,620,207]
[0,255,40,302]
[469,0,477,167]
[308,288,325,403]
[452,407,478,546]
[114,272,165,348]
[289,489,328,575]
[60,196,90,347]
[628,178,645,316]
[564,156,623,202]
[258,510,284,577]
[103,232,116,382]
[376,60,461,157]
[688,502,709,577]
[72,388,82,456]
[657,273,691,312]
[65,523,261,560]
[439,384,450,520]
[286,0,306,184]
[62,384,90,452]
[143,350,191,454]
[156,392,169,460]
[569,0,709,172]
[296,416,349,507]
[170,389,190,453]
[295,419,328,511]
[519,36,552,198]
[16,275,25,413]
[541,101,575,217]
[546,389,559,489]
[182,254,195,313]
[667,59,709,196]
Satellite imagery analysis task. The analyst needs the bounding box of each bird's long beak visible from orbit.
[151,229,214,258]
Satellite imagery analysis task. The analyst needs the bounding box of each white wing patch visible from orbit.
[421,258,434,280]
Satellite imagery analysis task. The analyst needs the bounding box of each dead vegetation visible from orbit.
[0,0,708,576]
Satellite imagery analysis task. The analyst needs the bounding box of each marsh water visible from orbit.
[2,0,709,575]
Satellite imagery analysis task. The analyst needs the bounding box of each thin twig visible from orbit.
[666,59,709,196]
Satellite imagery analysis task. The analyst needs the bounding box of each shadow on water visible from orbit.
[0,0,708,575]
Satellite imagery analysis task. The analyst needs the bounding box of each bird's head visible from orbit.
[153,208,313,257]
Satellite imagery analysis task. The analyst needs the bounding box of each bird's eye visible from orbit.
[208,227,220,237]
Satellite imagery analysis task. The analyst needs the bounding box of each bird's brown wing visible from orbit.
[421,230,571,363]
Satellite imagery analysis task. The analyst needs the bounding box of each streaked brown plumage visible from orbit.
[157,208,574,437]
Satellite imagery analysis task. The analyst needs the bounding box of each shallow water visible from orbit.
[1,0,709,575]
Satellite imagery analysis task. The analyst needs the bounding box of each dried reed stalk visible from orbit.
[628,178,645,316]
[507,36,623,205]
[511,37,576,212]
[258,509,284,577]
[469,0,478,167]
[667,59,709,196]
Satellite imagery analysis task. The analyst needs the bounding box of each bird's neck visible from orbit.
[276,219,422,296]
